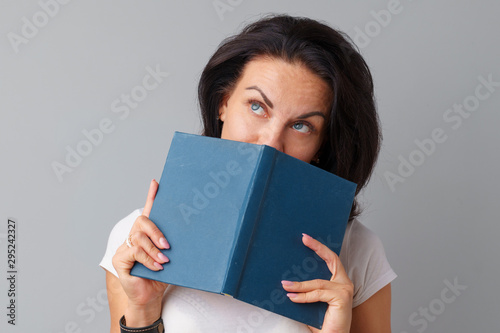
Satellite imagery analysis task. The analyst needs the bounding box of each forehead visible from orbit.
[235,56,333,112]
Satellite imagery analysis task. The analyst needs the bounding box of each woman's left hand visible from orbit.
[281,233,353,333]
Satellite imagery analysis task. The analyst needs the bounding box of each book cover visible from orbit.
[130,132,357,328]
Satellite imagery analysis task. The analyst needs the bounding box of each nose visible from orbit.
[256,126,284,152]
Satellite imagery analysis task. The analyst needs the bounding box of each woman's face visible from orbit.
[219,56,332,163]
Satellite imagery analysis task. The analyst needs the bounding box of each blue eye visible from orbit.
[293,122,311,133]
[250,102,265,116]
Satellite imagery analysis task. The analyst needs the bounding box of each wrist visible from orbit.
[124,298,162,327]
[120,315,164,333]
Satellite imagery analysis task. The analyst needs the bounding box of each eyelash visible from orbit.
[246,99,316,133]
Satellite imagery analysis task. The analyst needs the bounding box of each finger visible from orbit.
[282,278,353,295]
[301,233,349,283]
[281,279,332,293]
[113,243,163,278]
[134,215,170,250]
[142,179,159,218]
[132,231,170,264]
[283,285,353,305]
[307,326,320,333]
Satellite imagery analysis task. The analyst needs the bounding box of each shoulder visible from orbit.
[99,208,144,277]
[108,207,144,243]
[341,218,386,263]
[339,219,397,307]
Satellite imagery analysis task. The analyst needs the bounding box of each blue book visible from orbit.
[130,132,357,329]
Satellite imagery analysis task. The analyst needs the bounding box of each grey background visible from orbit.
[1,0,498,332]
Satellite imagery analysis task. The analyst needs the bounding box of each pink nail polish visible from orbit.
[281,280,294,286]
[287,293,298,298]
[302,233,312,240]
[160,237,170,249]
[154,262,163,270]
[158,252,169,262]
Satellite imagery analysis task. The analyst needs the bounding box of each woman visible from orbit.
[100,15,396,332]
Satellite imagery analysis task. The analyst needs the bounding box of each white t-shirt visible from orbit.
[100,208,396,332]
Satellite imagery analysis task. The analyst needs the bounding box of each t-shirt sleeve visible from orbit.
[341,219,397,308]
[99,208,144,278]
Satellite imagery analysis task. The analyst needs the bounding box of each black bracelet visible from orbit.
[119,315,164,333]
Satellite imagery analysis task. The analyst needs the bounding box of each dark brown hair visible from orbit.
[198,14,381,220]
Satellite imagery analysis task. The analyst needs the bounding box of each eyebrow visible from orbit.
[245,85,327,120]
[245,86,274,108]
[297,111,326,120]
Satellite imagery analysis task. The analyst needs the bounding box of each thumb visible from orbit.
[142,179,159,218]
[307,325,320,333]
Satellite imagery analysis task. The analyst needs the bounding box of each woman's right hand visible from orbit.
[112,179,170,326]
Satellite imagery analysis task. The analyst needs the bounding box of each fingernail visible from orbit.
[158,252,169,263]
[302,233,312,240]
[281,280,294,286]
[154,262,163,270]
[287,293,298,298]
[160,237,170,249]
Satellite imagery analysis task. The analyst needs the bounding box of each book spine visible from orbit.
[222,146,277,297]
